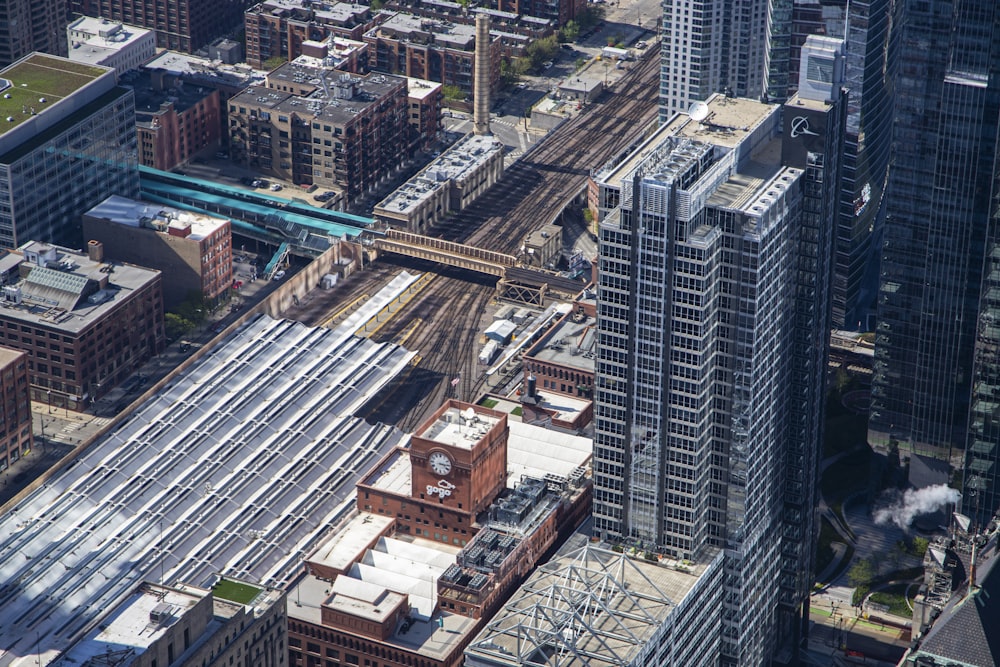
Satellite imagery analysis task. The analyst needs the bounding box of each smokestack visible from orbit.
[473,13,491,136]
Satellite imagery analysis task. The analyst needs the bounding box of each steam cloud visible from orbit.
[873,484,961,531]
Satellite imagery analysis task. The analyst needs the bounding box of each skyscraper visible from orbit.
[592,39,845,663]
[662,0,896,328]
[869,0,1000,506]
[0,0,69,67]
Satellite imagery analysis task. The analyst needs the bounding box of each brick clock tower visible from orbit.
[410,401,508,516]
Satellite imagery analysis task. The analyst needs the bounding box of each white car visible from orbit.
[270,183,282,191]
[273,270,286,281]
[543,61,554,70]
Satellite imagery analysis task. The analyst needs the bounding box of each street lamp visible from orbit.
[46,390,51,414]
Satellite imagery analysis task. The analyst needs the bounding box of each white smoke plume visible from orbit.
[873,484,961,531]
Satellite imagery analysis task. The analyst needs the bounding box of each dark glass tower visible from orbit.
[870,0,1000,523]
[766,0,896,329]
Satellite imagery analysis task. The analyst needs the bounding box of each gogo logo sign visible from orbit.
[427,479,457,498]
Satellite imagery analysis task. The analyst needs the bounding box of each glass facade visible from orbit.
[0,87,139,248]
[870,0,1000,466]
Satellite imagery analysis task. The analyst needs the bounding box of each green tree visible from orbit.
[525,35,559,69]
[558,20,580,43]
[911,537,929,557]
[441,84,465,101]
[165,313,195,342]
[576,5,605,30]
[370,0,383,9]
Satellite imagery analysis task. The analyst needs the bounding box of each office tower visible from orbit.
[869,0,1000,514]
[72,0,245,52]
[593,43,845,663]
[659,0,771,122]
[0,0,69,67]
[776,0,896,329]
[0,53,139,248]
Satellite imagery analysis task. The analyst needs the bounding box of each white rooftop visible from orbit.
[507,416,592,477]
[59,585,202,666]
[308,512,395,574]
[67,17,153,64]
[417,405,501,450]
[407,76,442,101]
[365,419,591,496]
[0,315,414,667]
[375,134,503,216]
[86,195,230,241]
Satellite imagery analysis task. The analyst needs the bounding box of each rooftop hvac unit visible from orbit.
[149,602,174,625]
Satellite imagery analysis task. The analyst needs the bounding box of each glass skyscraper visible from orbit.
[593,41,845,662]
[869,0,1000,527]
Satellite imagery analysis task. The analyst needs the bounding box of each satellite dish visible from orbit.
[688,101,710,122]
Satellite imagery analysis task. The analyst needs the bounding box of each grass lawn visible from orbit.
[0,55,106,131]
[820,446,873,503]
[212,578,262,604]
[511,406,523,416]
[480,398,498,409]
[869,583,915,618]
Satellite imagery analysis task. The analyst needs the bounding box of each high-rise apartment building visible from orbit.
[869,1,1000,517]
[72,0,245,52]
[0,53,139,248]
[0,0,69,67]
[663,0,896,328]
[659,0,771,122]
[592,51,845,663]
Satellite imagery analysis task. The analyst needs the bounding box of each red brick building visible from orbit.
[287,400,593,667]
[83,196,233,309]
[244,0,382,69]
[0,242,165,409]
[72,0,246,52]
[132,69,222,171]
[228,65,410,203]
[0,347,31,474]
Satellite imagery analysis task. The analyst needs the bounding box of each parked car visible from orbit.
[270,183,282,191]
[273,270,286,281]
[215,151,228,159]
[543,61,554,70]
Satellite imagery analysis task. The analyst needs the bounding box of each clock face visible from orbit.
[429,451,452,476]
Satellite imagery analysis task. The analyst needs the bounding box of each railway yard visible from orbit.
[284,51,660,430]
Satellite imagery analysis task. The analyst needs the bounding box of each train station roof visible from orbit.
[0,315,414,667]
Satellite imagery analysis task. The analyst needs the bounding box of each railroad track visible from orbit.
[437,50,660,253]
[358,54,660,428]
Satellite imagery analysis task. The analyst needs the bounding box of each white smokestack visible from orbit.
[473,13,491,136]
[873,484,961,531]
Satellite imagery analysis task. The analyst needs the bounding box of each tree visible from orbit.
[525,35,559,69]
[559,20,580,43]
[165,313,195,342]
[441,84,465,101]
